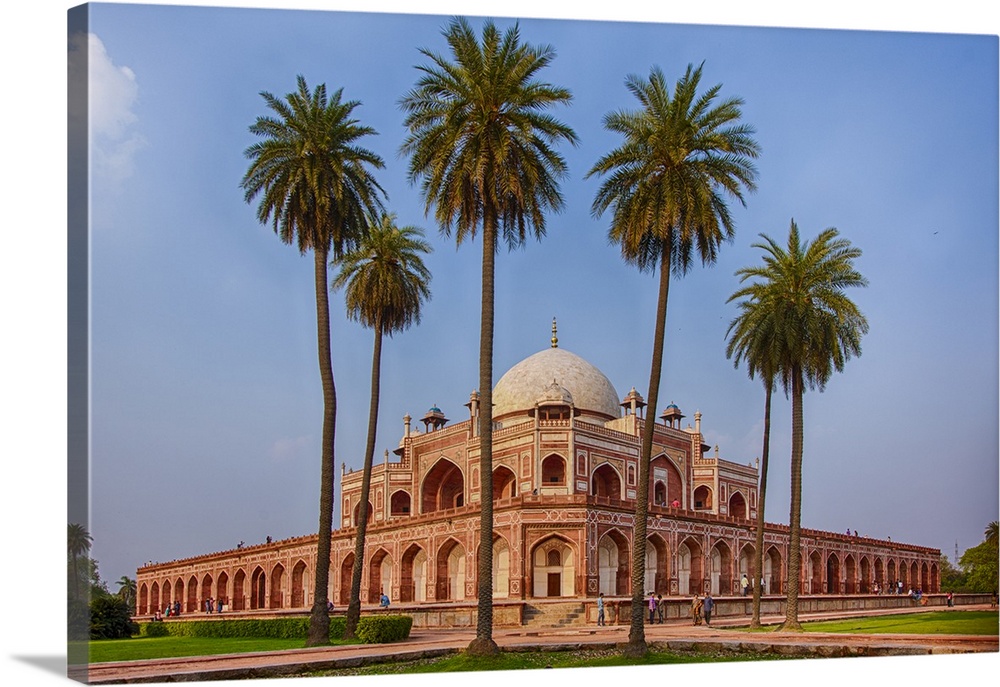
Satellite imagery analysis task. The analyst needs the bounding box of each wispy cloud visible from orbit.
[269,436,311,464]
[68,32,145,189]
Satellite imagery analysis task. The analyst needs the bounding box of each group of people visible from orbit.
[593,591,716,627]
[647,592,667,623]
[151,600,182,621]
[203,597,225,613]
[739,573,765,596]
[872,579,912,596]
[691,592,714,626]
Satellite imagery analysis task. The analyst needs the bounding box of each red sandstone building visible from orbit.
[135,325,940,620]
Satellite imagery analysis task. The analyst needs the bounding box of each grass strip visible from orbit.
[799,610,998,636]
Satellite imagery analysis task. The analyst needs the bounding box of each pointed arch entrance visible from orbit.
[710,541,733,595]
[338,553,354,605]
[200,573,213,610]
[493,536,511,598]
[859,556,870,594]
[216,571,229,609]
[232,569,246,611]
[291,560,308,608]
[532,536,575,597]
[808,551,823,594]
[270,563,285,608]
[400,544,426,602]
[187,575,198,612]
[435,539,465,601]
[844,555,857,593]
[421,459,464,513]
[591,464,621,500]
[597,530,629,595]
[827,553,841,594]
[763,546,782,594]
[493,466,517,500]
[368,549,393,602]
[693,485,713,511]
[541,454,567,489]
[677,537,703,595]
[250,567,266,610]
[728,490,748,519]
[645,534,668,594]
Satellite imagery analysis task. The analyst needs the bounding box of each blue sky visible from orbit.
[78,1,999,588]
[3,1,998,684]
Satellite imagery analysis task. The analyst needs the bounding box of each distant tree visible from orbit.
[90,595,138,640]
[725,290,779,628]
[588,62,759,656]
[242,75,385,646]
[986,520,998,545]
[960,523,999,593]
[731,221,868,630]
[117,576,137,611]
[400,16,577,656]
[938,554,966,592]
[333,214,432,638]
[68,523,93,602]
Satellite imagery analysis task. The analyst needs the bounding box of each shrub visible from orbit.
[328,616,347,640]
[139,621,170,638]
[355,615,413,644]
[133,617,349,641]
[90,596,139,639]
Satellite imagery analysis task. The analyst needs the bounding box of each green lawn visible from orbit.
[307,647,800,677]
[84,636,334,663]
[799,610,998,635]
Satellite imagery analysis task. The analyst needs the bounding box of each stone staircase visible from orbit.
[522,601,587,628]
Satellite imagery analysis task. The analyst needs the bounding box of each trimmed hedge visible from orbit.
[140,621,170,638]
[134,615,416,643]
[355,615,413,644]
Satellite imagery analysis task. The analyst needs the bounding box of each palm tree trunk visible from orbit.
[750,380,772,628]
[625,244,672,658]
[345,320,384,638]
[307,245,336,646]
[467,216,499,657]
[781,369,804,631]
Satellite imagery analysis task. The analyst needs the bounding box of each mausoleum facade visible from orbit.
[135,326,940,618]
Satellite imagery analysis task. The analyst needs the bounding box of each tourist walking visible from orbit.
[703,592,714,626]
[740,574,749,596]
[648,591,657,623]
[691,594,702,625]
[596,593,605,626]
[656,593,665,623]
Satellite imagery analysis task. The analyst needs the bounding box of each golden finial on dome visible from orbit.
[551,317,558,348]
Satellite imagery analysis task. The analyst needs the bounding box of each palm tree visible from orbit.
[986,521,998,545]
[68,523,93,602]
[117,576,137,612]
[333,214,432,638]
[400,17,577,656]
[732,220,868,630]
[587,63,759,656]
[241,75,385,645]
[726,289,781,628]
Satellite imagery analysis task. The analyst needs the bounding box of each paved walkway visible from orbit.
[80,604,998,684]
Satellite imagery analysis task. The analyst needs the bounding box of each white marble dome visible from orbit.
[492,346,621,421]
